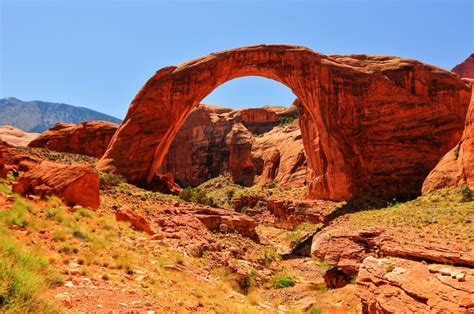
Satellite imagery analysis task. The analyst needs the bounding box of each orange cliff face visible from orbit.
[423,80,474,193]
[160,103,306,188]
[97,45,471,201]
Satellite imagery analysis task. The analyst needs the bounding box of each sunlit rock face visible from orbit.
[452,53,474,79]
[97,44,470,201]
[159,103,306,188]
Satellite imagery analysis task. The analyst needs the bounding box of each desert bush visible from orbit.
[460,185,472,202]
[272,271,295,288]
[179,187,211,206]
[278,116,296,125]
[262,248,279,266]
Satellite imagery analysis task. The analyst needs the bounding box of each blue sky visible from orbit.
[1,0,472,119]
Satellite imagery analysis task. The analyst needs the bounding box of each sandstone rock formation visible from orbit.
[356,256,474,313]
[145,205,257,256]
[0,125,39,147]
[452,53,474,78]
[423,80,474,193]
[160,103,305,188]
[115,206,154,235]
[98,45,470,201]
[29,121,118,158]
[226,123,256,186]
[311,227,474,276]
[149,173,182,195]
[12,161,100,209]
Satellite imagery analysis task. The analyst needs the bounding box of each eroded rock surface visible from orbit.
[0,125,39,147]
[98,45,470,201]
[423,80,474,193]
[311,227,474,276]
[29,121,118,158]
[356,256,474,313]
[12,161,100,209]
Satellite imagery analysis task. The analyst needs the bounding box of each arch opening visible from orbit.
[159,75,305,189]
[202,76,296,109]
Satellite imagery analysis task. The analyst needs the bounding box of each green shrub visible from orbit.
[272,273,295,288]
[179,187,193,202]
[278,116,296,126]
[309,306,323,314]
[460,185,472,202]
[387,198,401,208]
[239,270,257,292]
[179,187,211,206]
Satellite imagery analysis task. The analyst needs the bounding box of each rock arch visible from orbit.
[97,45,471,201]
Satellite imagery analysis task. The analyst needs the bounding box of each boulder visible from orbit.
[0,125,39,147]
[149,173,182,195]
[29,121,118,158]
[115,206,154,235]
[12,161,100,209]
[423,81,474,193]
[356,256,474,313]
[147,205,257,257]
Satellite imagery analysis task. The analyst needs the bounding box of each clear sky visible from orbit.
[1,0,472,119]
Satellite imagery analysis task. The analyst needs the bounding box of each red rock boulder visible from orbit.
[149,173,182,195]
[115,206,154,235]
[356,256,474,313]
[29,121,118,158]
[12,161,100,209]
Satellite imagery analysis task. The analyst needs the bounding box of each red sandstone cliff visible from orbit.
[423,79,474,193]
[452,54,474,79]
[160,103,306,187]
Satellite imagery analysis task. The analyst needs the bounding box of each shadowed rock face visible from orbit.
[423,80,474,193]
[97,44,470,201]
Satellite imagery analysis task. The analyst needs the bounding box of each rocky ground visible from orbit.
[0,145,473,313]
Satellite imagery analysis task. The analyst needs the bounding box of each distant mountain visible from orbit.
[0,97,122,133]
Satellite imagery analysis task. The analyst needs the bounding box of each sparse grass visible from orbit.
[100,171,126,189]
[287,223,320,245]
[0,228,62,312]
[348,188,474,243]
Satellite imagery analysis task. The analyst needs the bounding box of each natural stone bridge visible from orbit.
[97,44,470,201]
